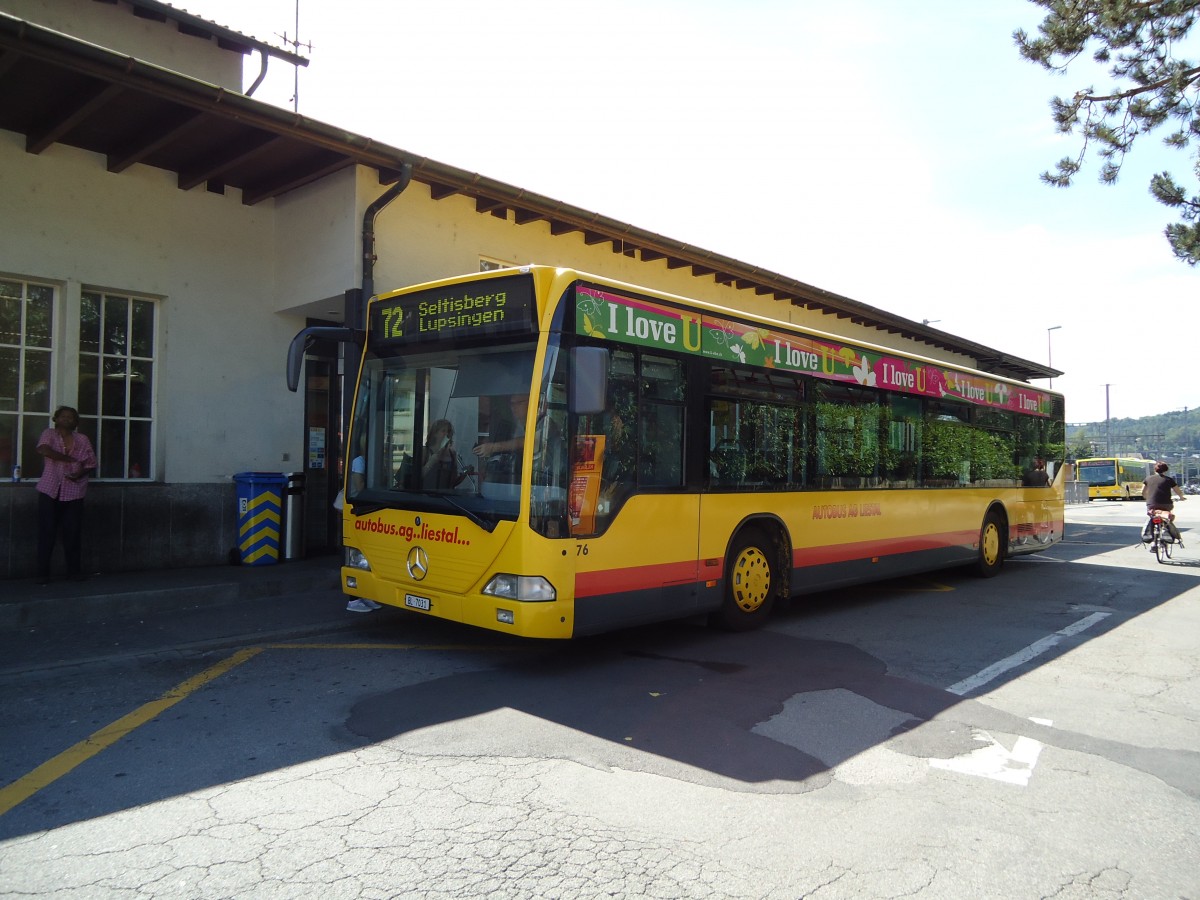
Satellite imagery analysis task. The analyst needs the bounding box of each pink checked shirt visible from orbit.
[36,427,97,502]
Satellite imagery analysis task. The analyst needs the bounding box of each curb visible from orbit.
[0,610,373,680]
[0,567,342,633]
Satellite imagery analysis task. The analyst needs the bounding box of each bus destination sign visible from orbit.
[575,284,1056,417]
[372,274,536,344]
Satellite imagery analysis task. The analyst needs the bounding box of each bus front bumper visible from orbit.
[342,567,574,639]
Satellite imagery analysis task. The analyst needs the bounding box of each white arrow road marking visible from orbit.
[929,720,1051,786]
[754,688,1059,787]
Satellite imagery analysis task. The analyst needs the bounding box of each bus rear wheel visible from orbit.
[713,528,778,631]
[975,509,1006,578]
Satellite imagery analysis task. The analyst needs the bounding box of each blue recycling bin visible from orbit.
[234,472,286,566]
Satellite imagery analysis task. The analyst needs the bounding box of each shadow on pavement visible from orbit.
[2,521,1198,838]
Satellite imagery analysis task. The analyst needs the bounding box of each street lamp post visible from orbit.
[1047,325,1062,388]
[1105,384,1112,456]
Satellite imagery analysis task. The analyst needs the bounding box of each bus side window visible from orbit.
[599,391,636,494]
[602,351,638,503]
[709,399,744,485]
[883,395,921,488]
[640,404,684,486]
[639,354,685,487]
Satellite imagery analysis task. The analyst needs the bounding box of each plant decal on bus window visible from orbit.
[852,354,877,387]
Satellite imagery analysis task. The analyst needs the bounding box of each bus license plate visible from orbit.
[404,593,431,611]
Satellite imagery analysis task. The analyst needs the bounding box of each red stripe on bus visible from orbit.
[575,560,702,597]
[574,521,1064,597]
[793,530,978,566]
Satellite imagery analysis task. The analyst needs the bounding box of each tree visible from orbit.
[1015,1,1200,265]
[1070,431,1095,460]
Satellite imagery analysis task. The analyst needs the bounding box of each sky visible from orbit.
[185,0,1198,426]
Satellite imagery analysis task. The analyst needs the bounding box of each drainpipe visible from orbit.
[245,48,269,96]
[340,163,414,450]
[360,162,414,323]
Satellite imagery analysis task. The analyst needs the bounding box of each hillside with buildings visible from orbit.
[1068,407,1197,479]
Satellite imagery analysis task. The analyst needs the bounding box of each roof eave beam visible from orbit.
[107,108,207,172]
[177,133,281,190]
[26,81,123,154]
[241,154,354,205]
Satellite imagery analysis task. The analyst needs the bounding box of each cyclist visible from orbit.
[1141,461,1186,545]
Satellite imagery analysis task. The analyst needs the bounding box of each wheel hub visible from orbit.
[981,523,1000,566]
[732,547,771,612]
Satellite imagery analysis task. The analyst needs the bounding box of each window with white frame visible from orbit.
[79,290,156,479]
[479,257,515,272]
[0,278,54,480]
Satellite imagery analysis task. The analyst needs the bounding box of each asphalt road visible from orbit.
[1,500,1197,899]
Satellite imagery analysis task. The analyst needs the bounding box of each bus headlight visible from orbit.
[344,546,371,571]
[482,574,556,602]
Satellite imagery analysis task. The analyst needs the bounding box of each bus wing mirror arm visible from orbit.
[286,326,359,392]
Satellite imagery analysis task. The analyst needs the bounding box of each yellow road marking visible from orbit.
[0,642,524,817]
[0,648,261,817]
[855,578,955,594]
[265,642,519,651]
[894,580,955,592]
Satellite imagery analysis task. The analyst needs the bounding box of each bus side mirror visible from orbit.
[570,346,608,415]
[286,326,358,392]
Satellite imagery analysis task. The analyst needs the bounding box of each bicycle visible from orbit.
[1144,498,1186,564]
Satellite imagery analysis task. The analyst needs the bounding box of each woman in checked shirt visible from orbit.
[35,406,97,584]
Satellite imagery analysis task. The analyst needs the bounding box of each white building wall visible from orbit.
[0,129,304,484]
[366,181,976,369]
[272,167,360,314]
[1,0,244,89]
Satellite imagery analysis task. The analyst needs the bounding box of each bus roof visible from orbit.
[375,265,1065,400]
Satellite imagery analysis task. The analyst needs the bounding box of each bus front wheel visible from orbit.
[975,509,1006,578]
[713,528,778,631]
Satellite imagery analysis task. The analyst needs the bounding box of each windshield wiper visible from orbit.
[348,492,498,533]
[417,490,498,533]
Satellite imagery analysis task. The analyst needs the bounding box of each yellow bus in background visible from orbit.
[1075,457,1151,501]
[302,266,1064,639]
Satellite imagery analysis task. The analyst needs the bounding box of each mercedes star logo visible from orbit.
[406,546,430,581]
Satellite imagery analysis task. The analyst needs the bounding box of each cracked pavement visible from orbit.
[2,504,1199,898]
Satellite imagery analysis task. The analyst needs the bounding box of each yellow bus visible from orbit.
[292,266,1064,639]
[1075,457,1151,501]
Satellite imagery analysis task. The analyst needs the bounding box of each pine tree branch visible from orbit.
[1019,0,1200,265]
[1076,65,1200,103]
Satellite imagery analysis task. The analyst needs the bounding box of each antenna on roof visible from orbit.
[276,0,312,112]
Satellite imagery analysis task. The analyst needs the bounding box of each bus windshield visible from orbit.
[1076,461,1116,486]
[1074,457,1149,501]
[347,341,556,526]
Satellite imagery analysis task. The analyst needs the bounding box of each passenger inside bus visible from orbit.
[1022,458,1050,487]
[348,434,366,497]
[421,419,472,489]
